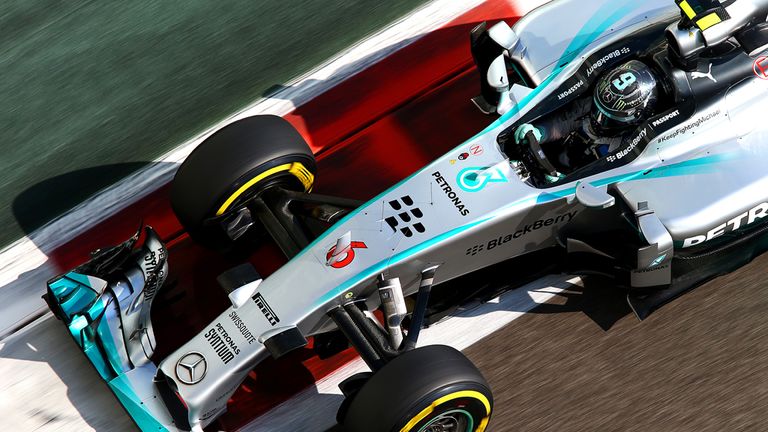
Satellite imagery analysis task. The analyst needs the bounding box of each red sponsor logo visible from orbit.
[754,56,768,80]
[470,144,484,155]
[458,152,470,160]
[326,241,367,268]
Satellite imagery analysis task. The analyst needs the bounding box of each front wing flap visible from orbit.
[44,226,180,431]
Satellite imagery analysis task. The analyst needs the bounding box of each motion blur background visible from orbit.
[0,0,428,247]
[5,2,768,431]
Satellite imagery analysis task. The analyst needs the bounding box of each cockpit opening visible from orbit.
[499,51,676,188]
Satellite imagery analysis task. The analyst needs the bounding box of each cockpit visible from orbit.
[493,22,679,187]
[470,0,768,188]
[500,57,672,185]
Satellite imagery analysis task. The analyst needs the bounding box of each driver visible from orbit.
[514,60,659,180]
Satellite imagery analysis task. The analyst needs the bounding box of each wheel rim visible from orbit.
[417,409,474,432]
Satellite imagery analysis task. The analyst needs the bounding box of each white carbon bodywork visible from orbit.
[508,0,679,85]
[160,1,705,427]
[51,1,768,430]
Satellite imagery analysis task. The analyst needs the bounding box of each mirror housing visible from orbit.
[575,182,615,209]
[488,21,520,51]
[487,55,513,115]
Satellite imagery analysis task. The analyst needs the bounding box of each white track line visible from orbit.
[0,0,487,338]
[243,275,580,432]
[0,315,136,432]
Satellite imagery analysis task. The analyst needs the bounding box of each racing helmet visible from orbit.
[591,60,659,136]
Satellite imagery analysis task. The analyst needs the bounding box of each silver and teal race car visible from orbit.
[45,0,768,430]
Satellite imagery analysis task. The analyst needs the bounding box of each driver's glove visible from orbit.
[514,123,543,145]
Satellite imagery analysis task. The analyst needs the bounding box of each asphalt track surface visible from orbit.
[4,1,768,431]
[0,0,428,247]
[468,253,768,432]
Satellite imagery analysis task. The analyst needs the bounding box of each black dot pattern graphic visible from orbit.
[385,195,426,238]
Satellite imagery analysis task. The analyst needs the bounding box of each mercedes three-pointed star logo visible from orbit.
[176,352,207,385]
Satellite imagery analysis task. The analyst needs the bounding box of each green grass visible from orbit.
[0,0,428,247]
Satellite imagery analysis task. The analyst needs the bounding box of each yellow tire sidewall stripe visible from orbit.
[215,161,314,216]
[399,390,491,432]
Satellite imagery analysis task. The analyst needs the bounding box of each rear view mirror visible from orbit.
[488,21,520,51]
[487,55,509,91]
[470,20,526,116]
[487,55,513,115]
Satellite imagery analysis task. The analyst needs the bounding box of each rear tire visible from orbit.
[341,345,493,432]
[170,115,316,248]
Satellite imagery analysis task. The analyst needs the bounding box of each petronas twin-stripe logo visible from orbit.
[385,195,425,238]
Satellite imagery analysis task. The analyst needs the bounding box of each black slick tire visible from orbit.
[341,345,493,432]
[170,115,316,247]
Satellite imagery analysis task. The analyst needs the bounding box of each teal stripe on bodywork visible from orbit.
[51,272,164,429]
[83,303,116,379]
[94,300,127,377]
[636,153,736,179]
[50,272,117,379]
[50,272,100,322]
[307,0,648,308]
[80,300,166,431]
[62,290,123,380]
[598,153,733,185]
[316,151,733,305]
[477,0,640,136]
[315,218,491,306]
[534,153,735,206]
[64,272,95,287]
[110,374,169,432]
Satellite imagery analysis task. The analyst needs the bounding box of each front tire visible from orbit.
[341,345,493,432]
[170,115,316,247]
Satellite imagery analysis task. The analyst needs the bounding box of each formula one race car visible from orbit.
[45,0,768,430]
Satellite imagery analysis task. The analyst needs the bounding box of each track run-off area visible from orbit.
[3,1,768,431]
